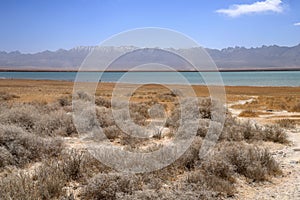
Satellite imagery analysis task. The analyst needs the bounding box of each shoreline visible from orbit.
[0,78,299,88]
[0,68,300,72]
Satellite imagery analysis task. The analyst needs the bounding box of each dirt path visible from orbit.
[229,99,300,200]
[227,97,257,117]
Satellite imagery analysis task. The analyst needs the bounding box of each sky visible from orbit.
[0,0,300,53]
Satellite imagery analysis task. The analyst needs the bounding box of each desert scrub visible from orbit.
[34,110,77,136]
[57,95,72,106]
[81,173,143,200]
[0,159,68,200]
[129,102,150,126]
[0,124,63,168]
[0,171,38,200]
[186,170,235,197]
[276,119,296,129]
[223,142,281,181]
[95,96,111,108]
[103,125,123,140]
[0,102,77,137]
[60,149,111,181]
[74,90,93,101]
[0,150,112,199]
[262,125,288,143]
[219,116,288,143]
[0,103,41,131]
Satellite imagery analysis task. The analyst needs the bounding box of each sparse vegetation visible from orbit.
[239,109,258,117]
[232,96,300,113]
[276,119,296,129]
[0,124,63,168]
[0,91,19,101]
[0,87,291,200]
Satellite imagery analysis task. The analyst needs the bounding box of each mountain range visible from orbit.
[1,44,300,71]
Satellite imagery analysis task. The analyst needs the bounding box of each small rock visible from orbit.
[161,127,171,138]
[293,148,300,152]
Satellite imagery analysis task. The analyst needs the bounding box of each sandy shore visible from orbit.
[0,79,299,101]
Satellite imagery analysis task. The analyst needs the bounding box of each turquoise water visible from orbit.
[0,71,299,86]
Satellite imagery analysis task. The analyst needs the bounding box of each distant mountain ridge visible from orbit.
[0,44,300,70]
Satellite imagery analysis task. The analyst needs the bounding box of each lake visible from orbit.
[0,71,299,86]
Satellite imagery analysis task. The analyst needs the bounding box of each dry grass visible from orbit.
[233,96,300,112]
[291,102,300,112]
[276,119,296,129]
[239,109,259,117]
[0,91,19,101]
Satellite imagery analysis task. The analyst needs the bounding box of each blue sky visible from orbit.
[0,0,299,53]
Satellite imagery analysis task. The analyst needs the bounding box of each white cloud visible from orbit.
[216,0,283,17]
[294,22,300,26]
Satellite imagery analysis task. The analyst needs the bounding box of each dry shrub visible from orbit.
[197,119,210,137]
[166,97,201,129]
[262,125,288,143]
[60,149,111,181]
[79,152,112,179]
[73,100,99,133]
[0,159,67,200]
[276,119,296,129]
[34,160,68,199]
[201,154,235,182]
[238,110,258,117]
[186,170,235,197]
[96,108,115,128]
[224,142,281,181]
[166,104,180,128]
[168,136,203,171]
[119,134,148,149]
[220,116,288,144]
[0,146,15,167]
[75,90,93,101]
[81,173,143,200]
[0,171,38,200]
[193,141,281,190]
[104,125,123,140]
[34,110,77,136]
[198,98,212,119]
[0,150,111,199]
[117,189,218,200]
[0,103,77,137]
[95,96,111,108]
[0,104,40,131]
[292,102,300,112]
[0,124,63,167]
[61,149,85,180]
[219,116,245,141]
[58,95,71,106]
[129,102,150,125]
[0,91,19,101]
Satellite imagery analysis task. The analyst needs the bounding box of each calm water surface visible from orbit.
[0,71,299,86]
